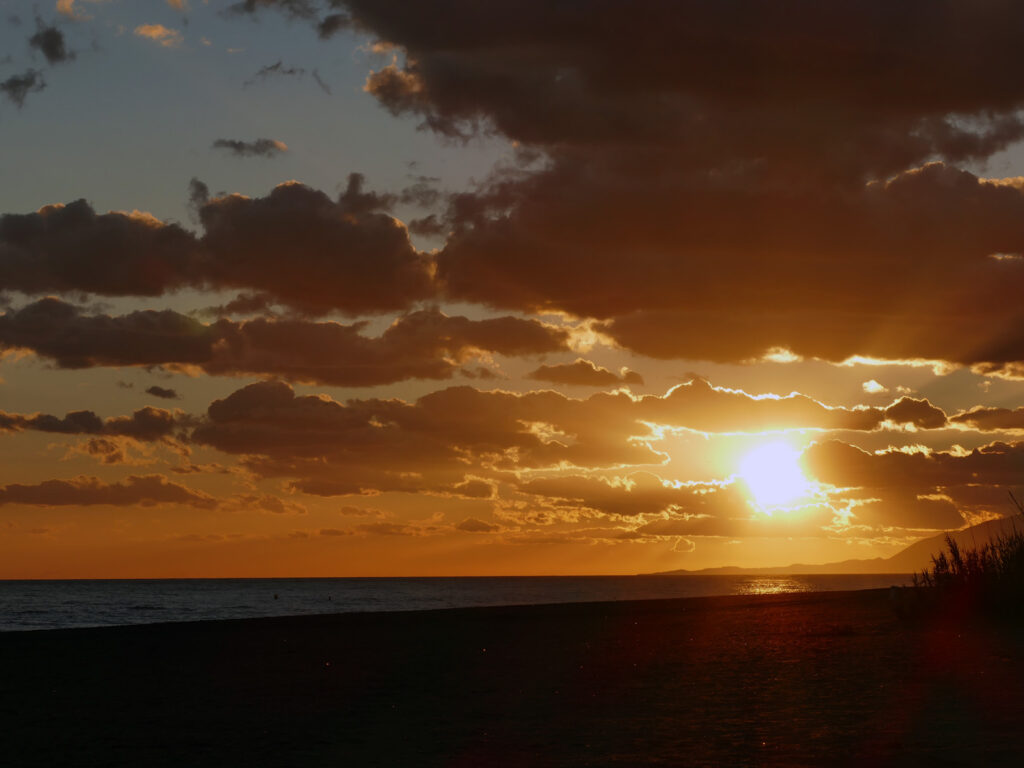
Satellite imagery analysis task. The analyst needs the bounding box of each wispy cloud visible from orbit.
[244,60,304,87]
[211,137,288,158]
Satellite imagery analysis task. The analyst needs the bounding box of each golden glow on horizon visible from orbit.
[738,441,814,512]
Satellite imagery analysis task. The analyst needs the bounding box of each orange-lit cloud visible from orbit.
[182,379,967,518]
[806,440,1024,501]
[56,0,96,21]
[516,472,732,519]
[134,24,183,48]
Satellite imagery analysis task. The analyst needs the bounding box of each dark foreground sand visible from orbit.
[2,589,1023,767]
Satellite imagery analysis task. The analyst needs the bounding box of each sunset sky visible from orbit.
[4,1,1024,577]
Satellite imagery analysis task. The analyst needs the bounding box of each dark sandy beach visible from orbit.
[2,588,1023,767]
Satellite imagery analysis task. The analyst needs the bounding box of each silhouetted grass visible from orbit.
[908,494,1024,621]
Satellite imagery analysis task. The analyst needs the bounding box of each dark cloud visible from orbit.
[0,178,433,316]
[399,178,442,209]
[0,474,217,508]
[228,0,318,18]
[145,385,181,400]
[196,178,431,315]
[0,404,182,441]
[187,177,210,210]
[29,24,74,65]
[0,299,218,368]
[76,437,129,465]
[348,1,1024,174]
[455,517,499,533]
[9,3,1023,371]
[0,69,45,107]
[528,359,642,388]
[882,397,948,430]
[197,309,570,385]
[242,60,331,94]
[805,439,1024,494]
[407,214,444,237]
[950,406,1024,432]
[0,301,961,437]
[212,138,288,158]
[449,478,494,499]
[189,380,659,497]
[301,1,1024,370]
[316,12,349,38]
[201,291,277,317]
[0,299,569,386]
[0,201,200,297]
[440,161,1024,368]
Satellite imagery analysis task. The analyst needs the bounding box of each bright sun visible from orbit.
[738,441,814,511]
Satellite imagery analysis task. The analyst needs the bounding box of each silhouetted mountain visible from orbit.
[645,515,1024,576]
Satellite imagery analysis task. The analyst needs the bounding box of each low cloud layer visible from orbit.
[0,299,570,385]
[182,378,975,505]
[0,404,182,441]
[0,474,216,508]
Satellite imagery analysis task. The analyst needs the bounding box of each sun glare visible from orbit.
[738,441,814,511]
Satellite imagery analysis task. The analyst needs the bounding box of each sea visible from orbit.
[0,574,912,632]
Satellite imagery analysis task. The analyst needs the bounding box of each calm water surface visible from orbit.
[0,574,911,632]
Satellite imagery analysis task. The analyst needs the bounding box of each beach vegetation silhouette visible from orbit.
[909,495,1024,621]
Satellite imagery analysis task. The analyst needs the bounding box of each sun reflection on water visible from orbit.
[736,577,814,595]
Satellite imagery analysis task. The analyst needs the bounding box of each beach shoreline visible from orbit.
[3,588,1023,766]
